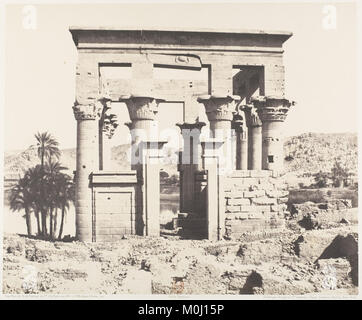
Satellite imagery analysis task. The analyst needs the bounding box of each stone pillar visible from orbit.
[101,114,118,170]
[253,96,294,172]
[200,139,225,240]
[176,122,205,213]
[244,104,263,170]
[73,102,102,242]
[197,95,240,173]
[120,95,165,236]
[138,140,167,236]
[232,108,248,170]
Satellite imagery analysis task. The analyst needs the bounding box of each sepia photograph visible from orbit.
[1,0,360,299]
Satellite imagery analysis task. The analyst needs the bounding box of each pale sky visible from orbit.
[4,2,358,151]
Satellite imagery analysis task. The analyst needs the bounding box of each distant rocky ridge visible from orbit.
[283,132,357,176]
[4,132,358,180]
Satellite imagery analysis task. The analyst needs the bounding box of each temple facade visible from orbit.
[70,27,295,242]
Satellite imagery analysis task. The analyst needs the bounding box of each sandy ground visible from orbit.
[3,205,76,237]
[2,222,358,296]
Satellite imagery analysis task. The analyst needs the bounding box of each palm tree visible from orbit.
[24,165,43,236]
[57,174,75,240]
[44,160,67,240]
[33,132,61,238]
[34,132,61,168]
[45,160,70,239]
[9,176,33,236]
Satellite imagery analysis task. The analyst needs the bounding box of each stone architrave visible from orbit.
[252,96,294,172]
[73,102,102,242]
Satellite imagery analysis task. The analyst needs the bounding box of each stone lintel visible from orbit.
[176,122,206,131]
[91,171,138,184]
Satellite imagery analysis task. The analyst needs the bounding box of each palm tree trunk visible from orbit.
[58,206,65,240]
[54,208,58,238]
[35,210,41,236]
[49,207,54,239]
[41,209,47,237]
[25,207,32,236]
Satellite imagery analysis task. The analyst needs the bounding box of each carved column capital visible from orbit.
[232,108,247,132]
[73,102,102,121]
[242,104,262,127]
[119,95,165,121]
[251,96,295,122]
[102,114,119,139]
[197,95,240,122]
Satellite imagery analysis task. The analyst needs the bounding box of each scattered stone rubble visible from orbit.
[288,199,357,230]
[3,218,358,295]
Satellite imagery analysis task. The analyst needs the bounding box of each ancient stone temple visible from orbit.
[70,27,295,242]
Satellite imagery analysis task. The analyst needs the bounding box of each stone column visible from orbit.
[244,104,263,170]
[120,95,165,236]
[176,122,205,213]
[197,95,240,173]
[232,107,248,170]
[101,114,118,170]
[73,102,102,242]
[253,96,294,172]
[120,95,163,169]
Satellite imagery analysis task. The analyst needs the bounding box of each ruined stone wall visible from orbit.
[223,170,289,239]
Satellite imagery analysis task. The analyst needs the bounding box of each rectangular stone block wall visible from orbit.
[223,170,289,239]
[91,172,141,242]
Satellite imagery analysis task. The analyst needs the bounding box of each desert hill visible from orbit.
[283,132,357,176]
[4,132,358,180]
